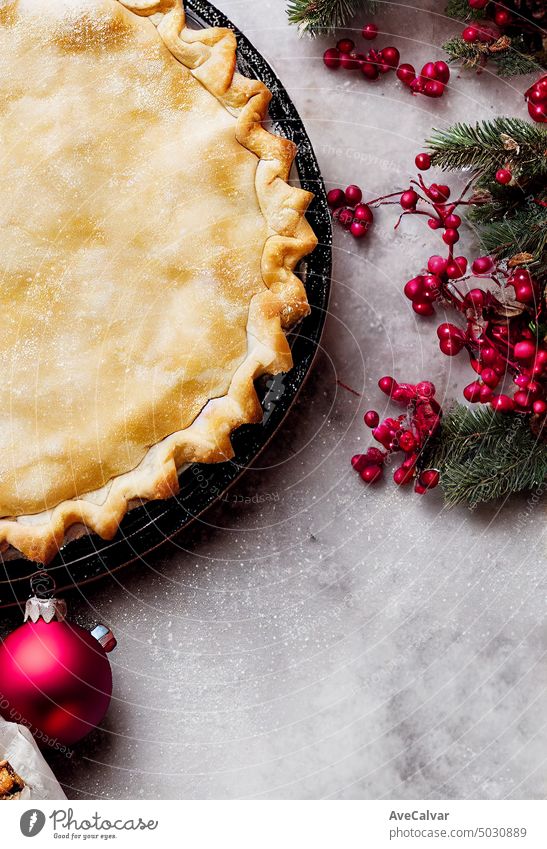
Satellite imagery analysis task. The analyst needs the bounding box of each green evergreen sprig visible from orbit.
[427,119,547,274]
[286,0,376,36]
[426,118,547,176]
[442,35,540,76]
[444,0,486,22]
[425,404,547,507]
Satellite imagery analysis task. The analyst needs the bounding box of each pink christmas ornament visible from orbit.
[0,577,116,746]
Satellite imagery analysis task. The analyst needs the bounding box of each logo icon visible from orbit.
[20,810,46,837]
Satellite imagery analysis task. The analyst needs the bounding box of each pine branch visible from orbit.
[426,118,547,175]
[444,0,486,22]
[476,209,547,269]
[495,36,542,76]
[442,36,488,71]
[425,404,547,507]
[443,34,542,76]
[286,0,376,36]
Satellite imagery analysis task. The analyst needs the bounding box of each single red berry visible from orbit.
[350,220,368,239]
[394,466,415,486]
[392,384,416,404]
[424,80,445,98]
[364,410,380,428]
[434,61,450,84]
[515,282,535,303]
[422,274,442,299]
[463,381,482,402]
[533,399,547,415]
[413,300,435,316]
[409,76,425,94]
[491,394,515,413]
[462,25,479,42]
[396,63,416,85]
[345,184,362,205]
[495,168,512,185]
[444,213,461,229]
[428,218,441,230]
[335,207,354,229]
[404,276,424,301]
[400,189,419,210]
[336,38,355,54]
[361,23,378,40]
[416,380,436,398]
[398,431,416,452]
[494,9,511,26]
[378,375,397,396]
[340,51,361,70]
[439,337,464,356]
[436,185,451,201]
[481,367,500,389]
[469,0,488,8]
[513,390,531,409]
[380,46,400,68]
[528,102,547,123]
[323,48,341,69]
[354,203,374,224]
[427,255,448,276]
[514,340,536,361]
[472,256,493,274]
[327,188,345,208]
[414,482,427,495]
[446,257,468,278]
[415,152,431,170]
[465,289,487,312]
[365,447,387,465]
[480,348,501,369]
[442,228,460,245]
[527,85,546,105]
[351,454,368,472]
[421,61,437,81]
[419,469,440,489]
[437,322,464,341]
[479,384,493,402]
[360,464,383,483]
[510,268,533,286]
[514,373,530,388]
[361,61,380,80]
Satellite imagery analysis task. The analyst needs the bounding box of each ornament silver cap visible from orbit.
[24,596,67,623]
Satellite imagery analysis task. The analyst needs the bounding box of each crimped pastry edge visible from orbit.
[0,0,317,563]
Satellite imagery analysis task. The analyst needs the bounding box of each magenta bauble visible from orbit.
[0,614,113,746]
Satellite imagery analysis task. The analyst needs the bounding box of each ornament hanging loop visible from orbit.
[29,570,56,599]
[25,571,66,623]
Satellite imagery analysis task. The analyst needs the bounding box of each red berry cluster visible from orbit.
[524,74,547,124]
[351,377,441,493]
[327,184,374,239]
[396,60,450,99]
[397,159,546,416]
[323,27,449,98]
[461,0,511,48]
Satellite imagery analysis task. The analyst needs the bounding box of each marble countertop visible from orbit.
[3,0,545,800]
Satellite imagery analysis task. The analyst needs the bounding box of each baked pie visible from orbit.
[0,0,316,562]
[0,759,25,800]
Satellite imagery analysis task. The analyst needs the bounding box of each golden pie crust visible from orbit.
[0,0,317,562]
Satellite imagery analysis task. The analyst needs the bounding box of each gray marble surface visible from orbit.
[3,0,546,800]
